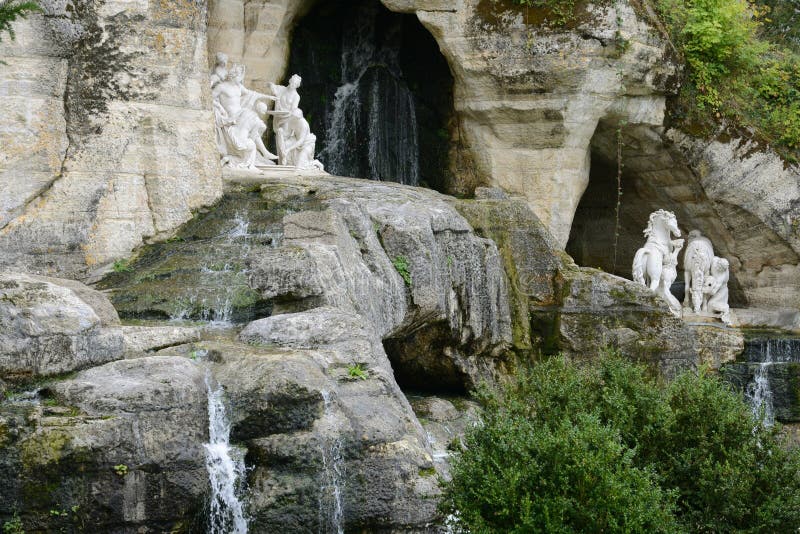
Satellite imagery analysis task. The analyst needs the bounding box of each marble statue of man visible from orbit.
[212,63,278,169]
[283,109,324,171]
[267,74,303,165]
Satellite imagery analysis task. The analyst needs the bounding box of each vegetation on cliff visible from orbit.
[442,354,800,532]
[513,0,800,158]
[657,0,800,159]
[0,1,38,43]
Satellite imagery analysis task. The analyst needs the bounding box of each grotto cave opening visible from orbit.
[565,155,644,281]
[566,120,747,306]
[285,0,455,190]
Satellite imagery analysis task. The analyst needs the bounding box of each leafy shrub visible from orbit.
[442,354,800,532]
[657,0,800,157]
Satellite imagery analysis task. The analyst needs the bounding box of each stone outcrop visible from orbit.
[0,273,124,381]
[0,272,211,382]
[0,356,208,532]
[0,0,221,279]
[456,194,743,377]
[105,172,513,389]
[210,307,440,530]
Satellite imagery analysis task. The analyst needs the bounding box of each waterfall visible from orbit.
[318,391,345,534]
[204,373,249,534]
[315,0,420,186]
[744,337,800,427]
[746,356,774,427]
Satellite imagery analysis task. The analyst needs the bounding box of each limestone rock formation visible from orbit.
[159,309,441,531]
[0,0,222,278]
[0,357,208,532]
[0,273,124,380]
[456,195,742,377]
[107,172,513,390]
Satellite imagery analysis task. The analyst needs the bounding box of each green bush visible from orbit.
[656,0,800,157]
[442,354,800,532]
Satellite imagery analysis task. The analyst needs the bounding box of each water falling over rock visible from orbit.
[724,335,800,426]
[318,391,345,534]
[205,373,249,534]
[746,353,775,427]
[287,0,454,188]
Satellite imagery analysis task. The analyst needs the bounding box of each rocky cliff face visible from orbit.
[0,0,221,279]
[1,170,727,531]
[2,0,793,531]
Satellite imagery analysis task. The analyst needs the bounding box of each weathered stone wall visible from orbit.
[0,0,222,279]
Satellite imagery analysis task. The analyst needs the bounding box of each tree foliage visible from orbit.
[657,0,800,156]
[0,0,39,43]
[442,354,800,532]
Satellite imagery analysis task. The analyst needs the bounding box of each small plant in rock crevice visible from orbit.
[112,259,133,273]
[347,363,369,380]
[392,255,412,286]
[2,510,24,534]
[113,464,128,477]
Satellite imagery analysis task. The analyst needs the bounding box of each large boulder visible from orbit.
[0,356,208,532]
[106,173,514,390]
[0,272,124,381]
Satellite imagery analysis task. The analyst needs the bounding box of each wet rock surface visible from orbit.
[0,356,208,532]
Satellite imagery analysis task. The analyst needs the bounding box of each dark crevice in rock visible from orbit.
[383,327,471,395]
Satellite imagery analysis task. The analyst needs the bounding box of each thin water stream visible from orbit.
[204,372,249,534]
[319,391,345,534]
[740,336,800,427]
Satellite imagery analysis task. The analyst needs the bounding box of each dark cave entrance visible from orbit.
[286,0,455,190]
[565,155,646,281]
[566,121,747,305]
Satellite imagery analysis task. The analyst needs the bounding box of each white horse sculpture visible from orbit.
[682,229,715,313]
[632,210,682,292]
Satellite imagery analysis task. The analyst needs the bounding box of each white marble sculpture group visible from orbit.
[632,210,731,325]
[210,52,324,172]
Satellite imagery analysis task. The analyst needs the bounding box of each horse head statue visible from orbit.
[643,209,680,242]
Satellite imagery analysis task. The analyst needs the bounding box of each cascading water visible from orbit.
[746,354,775,427]
[318,391,345,534]
[204,373,249,534]
[742,337,800,427]
[294,0,422,186]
